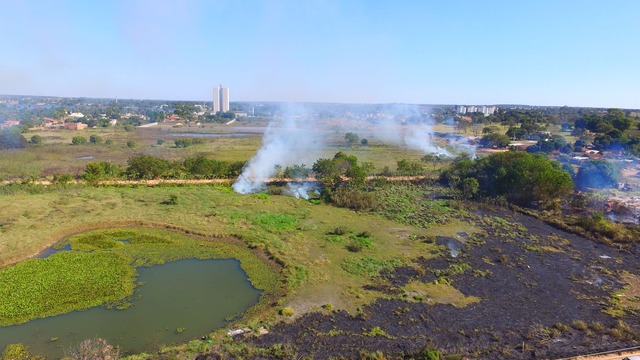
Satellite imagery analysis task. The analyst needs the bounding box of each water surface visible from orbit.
[0,258,261,358]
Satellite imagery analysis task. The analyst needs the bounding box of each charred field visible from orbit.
[233,205,640,359]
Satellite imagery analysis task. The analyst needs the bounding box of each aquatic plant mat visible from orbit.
[0,227,278,327]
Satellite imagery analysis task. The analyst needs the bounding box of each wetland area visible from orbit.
[0,258,260,358]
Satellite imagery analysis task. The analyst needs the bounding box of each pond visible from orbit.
[0,258,261,358]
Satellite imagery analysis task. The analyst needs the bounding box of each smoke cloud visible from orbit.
[284,182,320,199]
[233,106,325,194]
[233,103,474,196]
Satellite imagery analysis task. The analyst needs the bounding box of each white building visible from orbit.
[213,84,230,113]
[457,105,496,116]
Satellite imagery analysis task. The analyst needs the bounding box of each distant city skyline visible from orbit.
[1,1,639,109]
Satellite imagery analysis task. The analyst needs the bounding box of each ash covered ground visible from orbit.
[229,207,640,359]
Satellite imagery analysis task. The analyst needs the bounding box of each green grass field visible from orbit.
[0,183,474,322]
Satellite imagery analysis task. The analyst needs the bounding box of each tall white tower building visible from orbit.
[213,84,230,113]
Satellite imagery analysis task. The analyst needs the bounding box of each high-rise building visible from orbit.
[213,84,230,113]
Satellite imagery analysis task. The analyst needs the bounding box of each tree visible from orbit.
[479,133,511,148]
[282,164,312,178]
[83,162,123,181]
[126,155,170,179]
[606,108,633,132]
[183,156,230,178]
[0,128,27,149]
[71,136,87,145]
[421,153,446,169]
[575,160,620,190]
[441,152,574,208]
[344,132,359,146]
[461,177,479,199]
[526,135,567,154]
[360,138,369,146]
[396,159,425,175]
[313,152,368,188]
[89,134,103,144]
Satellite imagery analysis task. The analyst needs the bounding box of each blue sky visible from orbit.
[1,0,639,108]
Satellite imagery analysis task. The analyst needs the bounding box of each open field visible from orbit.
[1,122,434,180]
[0,182,639,359]
[1,120,640,359]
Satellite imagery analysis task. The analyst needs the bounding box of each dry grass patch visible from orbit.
[403,280,481,308]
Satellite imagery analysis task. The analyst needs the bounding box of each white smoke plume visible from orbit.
[233,103,474,196]
[284,182,320,199]
[359,105,452,156]
[233,106,324,194]
[443,132,477,158]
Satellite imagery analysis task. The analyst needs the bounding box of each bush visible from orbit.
[126,140,136,148]
[328,226,350,235]
[30,135,43,145]
[280,307,295,316]
[416,348,442,360]
[183,155,231,178]
[2,343,44,360]
[71,136,87,145]
[162,194,178,205]
[52,173,74,185]
[330,188,379,211]
[126,155,170,180]
[174,138,194,148]
[83,162,123,181]
[69,338,119,360]
[396,159,425,175]
[89,134,102,144]
[346,241,363,252]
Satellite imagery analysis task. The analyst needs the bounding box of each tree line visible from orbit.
[82,155,246,181]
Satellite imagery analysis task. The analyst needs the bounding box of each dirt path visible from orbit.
[0,175,431,187]
[562,348,640,359]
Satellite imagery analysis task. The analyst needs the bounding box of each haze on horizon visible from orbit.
[1,0,639,109]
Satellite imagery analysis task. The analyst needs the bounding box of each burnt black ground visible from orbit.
[227,208,640,359]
